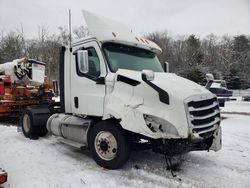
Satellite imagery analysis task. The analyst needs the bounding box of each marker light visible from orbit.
[0,83,4,95]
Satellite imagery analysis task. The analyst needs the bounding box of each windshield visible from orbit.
[103,43,164,72]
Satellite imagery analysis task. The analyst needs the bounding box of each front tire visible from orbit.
[89,121,131,169]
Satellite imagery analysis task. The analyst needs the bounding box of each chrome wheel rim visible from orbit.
[23,114,31,133]
[94,131,117,161]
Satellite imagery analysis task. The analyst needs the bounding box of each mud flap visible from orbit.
[209,126,222,151]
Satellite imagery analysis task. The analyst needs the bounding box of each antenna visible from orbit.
[69,9,72,51]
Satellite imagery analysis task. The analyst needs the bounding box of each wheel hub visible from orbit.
[23,114,31,133]
[100,141,108,151]
[94,131,118,161]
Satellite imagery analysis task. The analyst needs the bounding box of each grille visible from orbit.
[186,97,220,135]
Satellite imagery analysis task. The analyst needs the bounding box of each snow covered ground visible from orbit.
[0,101,250,188]
[222,99,250,114]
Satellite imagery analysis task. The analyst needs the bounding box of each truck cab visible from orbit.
[21,10,222,169]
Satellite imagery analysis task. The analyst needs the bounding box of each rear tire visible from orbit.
[20,110,38,139]
[89,120,131,169]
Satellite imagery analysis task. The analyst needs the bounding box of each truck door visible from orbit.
[71,41,106,116]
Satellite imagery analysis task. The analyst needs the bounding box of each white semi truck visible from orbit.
[20,11,222,169]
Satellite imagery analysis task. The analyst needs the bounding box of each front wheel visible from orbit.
[89,121,131,169]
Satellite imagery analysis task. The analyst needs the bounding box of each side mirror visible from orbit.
[142,70,154,81]
[77,50,89,73]
[163,62,169,73]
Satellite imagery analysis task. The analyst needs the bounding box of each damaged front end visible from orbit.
[152,126,222,156]
[151,94,222,156]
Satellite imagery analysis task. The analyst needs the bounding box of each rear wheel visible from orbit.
[89,121,131,169]
[21,110,38,139]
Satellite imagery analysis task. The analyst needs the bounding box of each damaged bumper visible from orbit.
[152,126,222,156]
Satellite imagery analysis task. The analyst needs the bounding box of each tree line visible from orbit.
[147,32,250,89]
[0,26,249,89]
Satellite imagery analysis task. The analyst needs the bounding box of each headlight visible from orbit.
[143,114,178,136]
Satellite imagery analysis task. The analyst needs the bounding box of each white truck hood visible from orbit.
[116,69,211,101]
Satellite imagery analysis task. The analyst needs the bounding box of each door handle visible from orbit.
[74,97,79,108]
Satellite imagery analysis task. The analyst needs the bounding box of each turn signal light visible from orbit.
[0,173,7,184]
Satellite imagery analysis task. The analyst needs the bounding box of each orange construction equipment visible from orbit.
[0,58,55,117]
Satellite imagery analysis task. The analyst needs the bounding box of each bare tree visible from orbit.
[73,25,89,39]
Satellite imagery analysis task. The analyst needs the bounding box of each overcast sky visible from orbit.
[0,0,250,39]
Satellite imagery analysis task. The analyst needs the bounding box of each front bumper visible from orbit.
[152,126,222,156]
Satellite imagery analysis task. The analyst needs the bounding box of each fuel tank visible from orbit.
[47,114,91,144]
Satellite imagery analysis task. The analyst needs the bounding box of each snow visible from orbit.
[232,90,250,98]
[1,102,250,188]
[52,96,60,102]
[222,100,250,113]
[210,83,222,88]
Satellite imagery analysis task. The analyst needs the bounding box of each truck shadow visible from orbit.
[0,117,19,126]
[127,151,183,172]
[125,150,217,176]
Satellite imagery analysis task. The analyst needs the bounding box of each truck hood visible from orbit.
[116,69,211,101]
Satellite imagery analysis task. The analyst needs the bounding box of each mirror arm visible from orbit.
[163,62,169,73]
